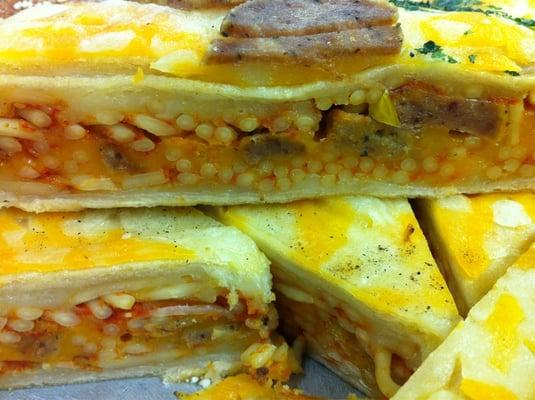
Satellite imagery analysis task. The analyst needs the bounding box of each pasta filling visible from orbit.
[274,274,417,398]
[0,292,276,377]
[0,80,532,200]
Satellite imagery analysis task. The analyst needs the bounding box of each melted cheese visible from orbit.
[180,374,319,400]
[417,193,535,313]
[393,250,535,400]
[0,211,194,276]
[0,209,194,276]
[214,197,458,320]
[211,197,460,366]
[1,1,534,86]
[0,207,273,308]
[418,12,533,71]
[460,379,518,400]
[293,199,355,269]
[485,294,525,372]
[514,243,535,270]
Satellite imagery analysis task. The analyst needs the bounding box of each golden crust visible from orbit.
[0,207,272,306]
[394,244,535,400]
[0,172,533,213]
[1,1,534,81]
[415,193,535,315]
[0,2,532,208]
[0,206,276,390]
[210,196,461,397]
[0,353,242,390]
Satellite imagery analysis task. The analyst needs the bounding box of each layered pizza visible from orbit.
[415,193,535,314]
[393,243,535,400]
[0,207,283,388]
[0,0,533,211]
[209,196,460,398]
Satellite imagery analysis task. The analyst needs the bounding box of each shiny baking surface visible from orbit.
[0,358,357,399]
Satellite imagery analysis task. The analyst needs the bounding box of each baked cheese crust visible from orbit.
[209,196,460,397]
[0,207,276,389]
[0,0,533,210]
[393,243,535,400]
[415,193,535,315]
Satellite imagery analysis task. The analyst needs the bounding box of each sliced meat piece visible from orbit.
[17,321,59,359]
[242,135,306,164]
[221,0,398,38]
[100,143,134,171]
[207,25,402,64]
[326,109,410,158]
[390,86,506,137]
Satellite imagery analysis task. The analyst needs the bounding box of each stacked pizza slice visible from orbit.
[0,0,533,399]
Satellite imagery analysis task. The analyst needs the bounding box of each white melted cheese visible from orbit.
[493,200,533,228]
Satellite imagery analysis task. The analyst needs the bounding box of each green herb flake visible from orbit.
[434,0,483,10]
[468,54,477,63]
[389,0,535,30]
[415,41,458,64]
[504,70,521,77]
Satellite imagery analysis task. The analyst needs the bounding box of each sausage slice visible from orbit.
[390,86,506,137]
[207,25,402,63]
[220,0,398,38]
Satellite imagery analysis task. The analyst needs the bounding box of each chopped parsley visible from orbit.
[468,54,477,63]
[415,41,458,64]
[504,70,521,77]
[389,0,535,29]
[434,0,483,10]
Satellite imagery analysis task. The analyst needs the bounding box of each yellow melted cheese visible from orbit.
[211,197,459,342]
[0,209,195,276]
[513,243,535,270]
[418,12,534,72]
[485,293,525,372]
[293,199,355,269]
[180,374,319,400]
[423,193,535,280]
[393,244,535,400]
[0,1,534,86]
[460,379,518,400]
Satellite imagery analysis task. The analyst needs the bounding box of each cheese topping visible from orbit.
[0,207,273,313]
[492,199,533,228]
[0,209,195,276]
[293,199,355,269]
[422,193,535,279]
[485,294,525,372]
[211,196,460,396]
[392,251,535,400]
[0,211,196,274]
[179,374,316,400]
[418,12,534,72]
[213,197,458,323]
[417,193,535,315]
[460,379,518,400]
[514,243,535,270]
[1,1,535,87]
